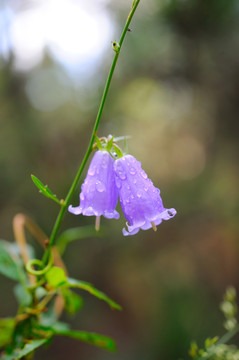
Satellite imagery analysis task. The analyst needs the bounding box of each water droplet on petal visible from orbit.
[131,194,135,200]
[96,181,106,192]
[80,193,85,201]
[88,167,95,176]
[127,185,130,190]
[144,186,148,192]
[137,190,142,198]
[130,167,136,175]
[101,153,108,168]
[133,179,137,184]
[116,163,126,180]
[119,171,126,180]
[126,198,130,204]
[140,170,148,179]
[96,167,100,175]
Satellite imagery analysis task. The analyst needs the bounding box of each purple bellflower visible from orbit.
[68,150,119,229]
[114,155,176,236]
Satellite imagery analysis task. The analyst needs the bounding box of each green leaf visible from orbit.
[106,136,114,151]
[14,284,32,307]
[45,267,67,288]
[0,241,21,281]
[31,175,61,205]
[50,322,70,332]
[54,329,116,352]
[0,318,15,348]
[1,339,47,360]
[94,135,103,150]
[67,278,122,311]
[113,135,131,142]
[112,144,123,158]
[61,288,83,314]
[56,226,102,255]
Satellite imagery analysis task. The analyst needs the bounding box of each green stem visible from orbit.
[43,0,141,264]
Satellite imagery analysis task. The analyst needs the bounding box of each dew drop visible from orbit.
[116,163,127,180]
[144,186,148,192]
[96,181,106,192]
[140,170,148,179]
[131,194,135,200]
[133,179,137,184]
[129,167,136,175]
[88,167,95,176]
[127,185,130,190]
[137,191,142,198]
[101,153,108,168]
[119,171,126,180]
[80,193,85,201]
[126,198,130,204]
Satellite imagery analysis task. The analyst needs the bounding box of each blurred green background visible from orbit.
[1,0,239,359]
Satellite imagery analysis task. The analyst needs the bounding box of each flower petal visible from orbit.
[114,155,176,236]
[69,150,119,220]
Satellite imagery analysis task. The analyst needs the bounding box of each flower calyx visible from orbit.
[93,135,124,159]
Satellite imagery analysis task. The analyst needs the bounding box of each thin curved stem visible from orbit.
[43,0,141,264]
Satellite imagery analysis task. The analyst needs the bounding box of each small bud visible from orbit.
[189,341,198,358]
[225,286,237,302]
[220,301,235,317]
[224,318,237,331]
[112,41,120,53]
[44,239,50,248]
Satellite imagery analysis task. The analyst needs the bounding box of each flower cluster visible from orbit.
[69,149,176,236]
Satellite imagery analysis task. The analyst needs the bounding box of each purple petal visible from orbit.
[68,150,119,220]
[114,155,176,236]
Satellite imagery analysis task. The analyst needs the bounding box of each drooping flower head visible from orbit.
[68,150,119,224]
[114,155,176,236]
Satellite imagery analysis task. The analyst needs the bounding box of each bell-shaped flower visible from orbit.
[69,150,119,228]
[114,155,176,236]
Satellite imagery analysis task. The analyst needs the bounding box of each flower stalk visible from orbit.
[42,0,141,265]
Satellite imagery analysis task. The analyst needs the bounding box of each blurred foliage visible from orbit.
[0,0,239,359]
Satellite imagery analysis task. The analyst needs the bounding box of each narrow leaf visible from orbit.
[61,288,83,314]
[31,175,61,205]
[1,339,47,360]
[113,135,131,142]
[0,241,21,281]
[106,136,114,151]
[54,329,116,352]
[94,135,103,150]
[14,284,32,307]
[112,145,123,158]
[67,278,122,311]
